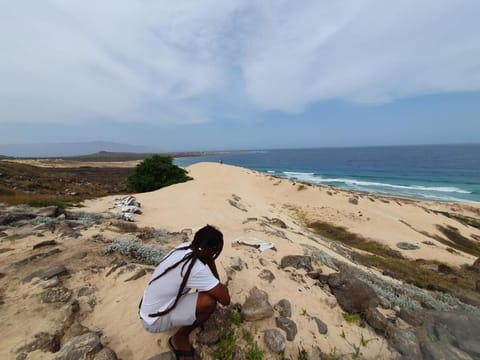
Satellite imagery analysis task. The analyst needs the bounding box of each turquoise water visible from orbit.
[175,144,480,203]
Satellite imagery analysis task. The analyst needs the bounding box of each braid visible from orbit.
[148,251,199,317]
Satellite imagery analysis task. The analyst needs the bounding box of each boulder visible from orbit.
[418,310,480,359]
[55,332,102,360]
[197,307,232,345]
[273,299,292,318]
[386,326,423,360]
[364,308,389,333]
[16,332,61,360]
[327,271,380,313]
[275,317,297,341]
[398,309,427,327]
[280,255,313,272]
[263,329,286,353]
[241,287,274,321]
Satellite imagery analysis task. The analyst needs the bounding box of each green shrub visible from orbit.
[127,155,192,192]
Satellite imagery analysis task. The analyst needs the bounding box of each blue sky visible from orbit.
[1,1,479,153]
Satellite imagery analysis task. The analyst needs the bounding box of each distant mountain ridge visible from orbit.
[0,141,157,157]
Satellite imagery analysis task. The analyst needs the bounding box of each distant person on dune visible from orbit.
[139,225,230,360]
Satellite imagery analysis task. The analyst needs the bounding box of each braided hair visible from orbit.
[147,224,223,317]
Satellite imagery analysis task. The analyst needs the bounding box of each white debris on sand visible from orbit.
[112,196,142,221]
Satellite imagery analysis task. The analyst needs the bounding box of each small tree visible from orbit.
[127,155,192,192]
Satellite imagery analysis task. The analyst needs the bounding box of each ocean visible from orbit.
[174,144,480,204]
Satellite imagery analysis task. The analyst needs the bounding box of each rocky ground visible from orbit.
[1,199,479,359]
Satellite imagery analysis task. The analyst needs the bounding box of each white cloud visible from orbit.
[0,0,479,123]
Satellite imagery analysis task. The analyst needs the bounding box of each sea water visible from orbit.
[174,144,480,204]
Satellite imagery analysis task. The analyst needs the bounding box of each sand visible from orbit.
[1,162,479,359]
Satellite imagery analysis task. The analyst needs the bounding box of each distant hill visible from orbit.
[0,141,157,157]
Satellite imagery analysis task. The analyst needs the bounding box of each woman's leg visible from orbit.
[171,292,216,358]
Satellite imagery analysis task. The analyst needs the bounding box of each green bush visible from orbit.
[127,155,192,192]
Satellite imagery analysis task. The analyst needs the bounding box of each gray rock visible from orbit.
[23,265,68,283]
[311,317,328,334]
[386,326,423,360]
[379,297,391,309]
[275,317,297,341]
[197,307,232,345]
[241,287,274,321]
[280,255,313,272]
[41,286,72,303]
[16,332,60,360]
[274,299,292,318]
[41,277,60,289]
[55,332,102,360]
[264,329,286,353]
[396,242,420,250]
[258,269,275,283]
[93,347,117,360]
[230,257,244,271]
[124,268,147,282]
[63,321,91,341]
[267,218,287,229]
[306,269,323,279]
[399,308,427,327]
[438,264,454,274]
[327,271,380,313]
[33,240,59,249]
[364,308,389,333]
[421,311,480,359]
[14,248,61,266]
[34,206,59,217]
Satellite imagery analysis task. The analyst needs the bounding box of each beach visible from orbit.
[1,162,479,359]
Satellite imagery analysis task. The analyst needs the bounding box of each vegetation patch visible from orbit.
[343,313,361,325]
[209,313,264,360]
[307,220,404,259]
[436,225,480,257]
[431,210,480,231]
[302,216,480,310]
[127,155,192,192]
[103,239,165,265]
[354,253,479,303]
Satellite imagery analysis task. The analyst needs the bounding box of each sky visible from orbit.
[1,0,479,154]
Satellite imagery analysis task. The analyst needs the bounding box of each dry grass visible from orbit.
[307,220,404,259]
